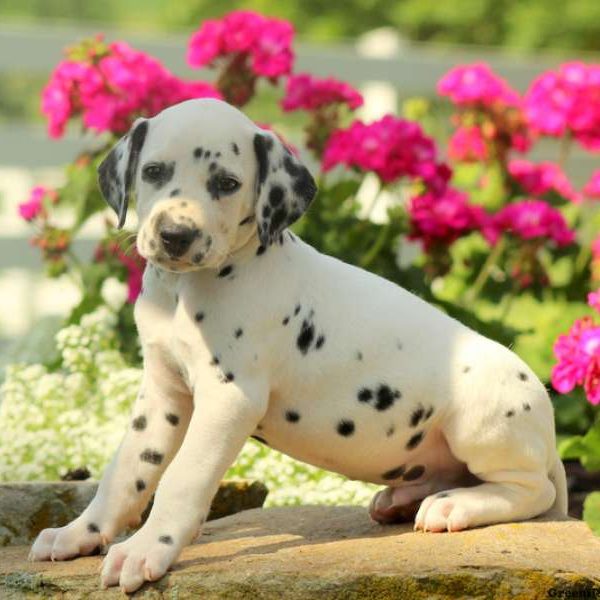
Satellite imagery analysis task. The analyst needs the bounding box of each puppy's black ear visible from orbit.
[253,131,317,246]
[97,119,148,229]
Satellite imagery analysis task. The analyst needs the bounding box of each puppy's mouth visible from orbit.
[137,209,216,272]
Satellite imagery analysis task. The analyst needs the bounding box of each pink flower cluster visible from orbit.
[437,63,520,107]
[524,62,600,151]
[485,199,575,247]
[322,115,451,189]
[408,188,486,251]
[552,311,600,405]
[508,159,580,202]
[187,11,294,79]
[583,170,600,199]
[18,186,57,221]
[42,41,221,138]
[448,126,489,162]
[95,241,145,303]
[281,73,363,112]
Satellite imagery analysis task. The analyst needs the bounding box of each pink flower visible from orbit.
[524,62,600,150]
[187,11,294,80]
[408,188,487,250]
[588,290,600,313]
[18,186,56,221]
[583,170,600,199]
[282,73,363,112]
[552,316,600,405]
[508,159,580,202]
[322,115,450,190]
[42,41,222,137]
[438,63,521,107]
[448,126,489,162]
[485,199,575,247]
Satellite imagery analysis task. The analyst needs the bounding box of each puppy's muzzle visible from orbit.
[159,225,199,258]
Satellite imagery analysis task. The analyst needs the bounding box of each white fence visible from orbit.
[0,23,598,336]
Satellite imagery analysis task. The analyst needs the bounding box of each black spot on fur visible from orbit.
[195,311,204,322]
[410,406,425,428]
[523,403,531,411]
[437,492,450,498]
[87,523,100,534]
[135,479,146,492]
[234,328,243,338]
[505,410,515,417]
[403,465,425,481]
[192,252,204,264]
[297,319,315,354]
[285,410,300,423]
[209,162,217,172]
[194,147,203,158]
[356,351,363,361]
[375,385,401,411]
[424,406,434,420]
[282,316,290,325]
[269,206,288,236]
[269,185,285,207]
[166,413,179,426]
[140,449,164,465]
[216,152,221,158]
[294,304,301,316]
[396,341,403,350]
[518,371,529,381]
[232,142,240,155]
[132,415,147,431]
[218,265,234,278]
[358,388,373,403]
[223,372,235,383]
[315,335,325,349]
[382,464,405,480]
[406,431,425,450]
[170,189,181,197]
[210,356,220,366]
[253,134,271,192]
[256,244,266,256]
[204,150,211,159]
[463,366,471,373]
[159,535,173,545]
[251,435,268,445]
[337,419,355,437]
[386,425,395,437]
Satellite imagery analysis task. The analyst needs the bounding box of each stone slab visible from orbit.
[1,506,599,599]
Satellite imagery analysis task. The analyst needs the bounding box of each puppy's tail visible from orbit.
[549,454,568,515]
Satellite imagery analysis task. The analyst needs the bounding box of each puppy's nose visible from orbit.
[159,226,197,258]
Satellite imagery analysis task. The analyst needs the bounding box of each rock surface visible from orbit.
[1,506,599,599]
[0,480,267,547]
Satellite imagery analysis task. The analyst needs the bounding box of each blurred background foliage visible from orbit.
[2,0,600,51]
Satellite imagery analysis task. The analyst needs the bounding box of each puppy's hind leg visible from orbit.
[415,373,560,532]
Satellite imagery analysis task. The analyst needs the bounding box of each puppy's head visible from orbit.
[97,99,317,272]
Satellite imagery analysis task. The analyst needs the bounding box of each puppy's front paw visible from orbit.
[414,491,470,533]
[100,529,180,592]
[29,519,105,562]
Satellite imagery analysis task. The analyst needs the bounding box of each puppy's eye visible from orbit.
[142,163,164,182]
[218,176,240,193]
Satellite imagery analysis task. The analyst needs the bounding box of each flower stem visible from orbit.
[360,223,391,269]
[464,236,506,305]
[558,134,572,170]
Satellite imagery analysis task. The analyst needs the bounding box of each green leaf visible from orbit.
[583,492,600,537]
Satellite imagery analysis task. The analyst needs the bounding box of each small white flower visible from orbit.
[100,277,128,311]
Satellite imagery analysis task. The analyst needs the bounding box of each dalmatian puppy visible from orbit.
[29,98,567,592]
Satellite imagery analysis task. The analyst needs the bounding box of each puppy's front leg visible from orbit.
[100,378,267,592]
[29,361,192,562]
